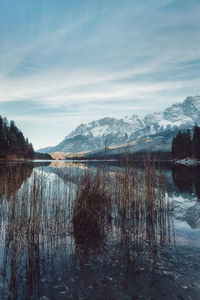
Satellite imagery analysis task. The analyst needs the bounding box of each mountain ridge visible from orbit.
[38,95,200,154]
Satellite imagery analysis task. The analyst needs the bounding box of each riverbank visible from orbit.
[0,155,29,161]
[0,152,53,161]
[176,157,200,166]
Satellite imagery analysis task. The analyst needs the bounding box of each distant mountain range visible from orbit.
[39,96,200,156]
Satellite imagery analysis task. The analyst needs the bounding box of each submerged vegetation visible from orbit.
[0,158,196,299]
[73,169,110,245]
[72,157,172,251]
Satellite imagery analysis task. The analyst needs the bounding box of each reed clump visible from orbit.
[0,159,175,299]
[73,169,110,244]
[111,156,173,255]
[72,157,173,256]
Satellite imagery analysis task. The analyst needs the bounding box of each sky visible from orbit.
[0,0,200,150]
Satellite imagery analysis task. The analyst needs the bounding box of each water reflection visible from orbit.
[0,161,199,299]
[172,164,200,200]
[0,163,33,199]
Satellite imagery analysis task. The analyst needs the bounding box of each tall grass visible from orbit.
[73,169,111,246]
[73,157,173,257]
[0,165,75,298]
[0,159,174,298]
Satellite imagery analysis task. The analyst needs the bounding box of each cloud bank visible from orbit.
[0,0,200,148]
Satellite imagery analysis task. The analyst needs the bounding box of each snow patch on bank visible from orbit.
[176,158,200,166]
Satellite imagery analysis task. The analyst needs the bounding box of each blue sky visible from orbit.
[0,0,200,149]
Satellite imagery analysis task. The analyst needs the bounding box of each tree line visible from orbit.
[34,152,53,160]
[171,125,200,159]
[0,115,34,159]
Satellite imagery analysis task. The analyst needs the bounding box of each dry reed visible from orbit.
[0,158,174,299]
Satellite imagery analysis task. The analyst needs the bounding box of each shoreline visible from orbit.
[175,158,200,166]
[1,157,200,167]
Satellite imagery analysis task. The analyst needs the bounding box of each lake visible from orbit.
[0,160,200,300]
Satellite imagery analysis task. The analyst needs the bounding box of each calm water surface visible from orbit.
[0,160,200,300]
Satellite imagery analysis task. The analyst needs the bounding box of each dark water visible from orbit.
[0,160,200,300]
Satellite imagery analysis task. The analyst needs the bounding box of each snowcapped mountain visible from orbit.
[66,115,144,141]
[39,96,200,154]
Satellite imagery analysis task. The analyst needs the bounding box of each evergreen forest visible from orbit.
[171,125,200,159]
[0,115,34,159]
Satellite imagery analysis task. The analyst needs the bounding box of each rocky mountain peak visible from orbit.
[38,95,200,154]
[182,96,200,121]
[163,96,200,123]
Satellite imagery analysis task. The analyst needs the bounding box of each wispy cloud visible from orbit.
[0,0,200,148]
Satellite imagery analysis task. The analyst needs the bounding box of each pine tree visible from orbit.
[0,116,4,157]
[182,130,192,158]
[9,121,18,155]
[0,115,34,159]
[172,125,200,159]
[193,125,200,159]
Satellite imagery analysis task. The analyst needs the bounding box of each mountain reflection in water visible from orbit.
[0,160,200,300]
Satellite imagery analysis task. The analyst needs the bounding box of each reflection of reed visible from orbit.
[0,159,174,299]
[72,169,111,261]
[112,157,174,263]
[73,157,174,263]
[0,166,74,299]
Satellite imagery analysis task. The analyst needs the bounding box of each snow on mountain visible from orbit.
[66,116,144,140]
[163,96,200,124]
[38,96,200,154]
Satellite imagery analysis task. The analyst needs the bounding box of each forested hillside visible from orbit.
[0,115,34,159]
[171,125,200,159]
